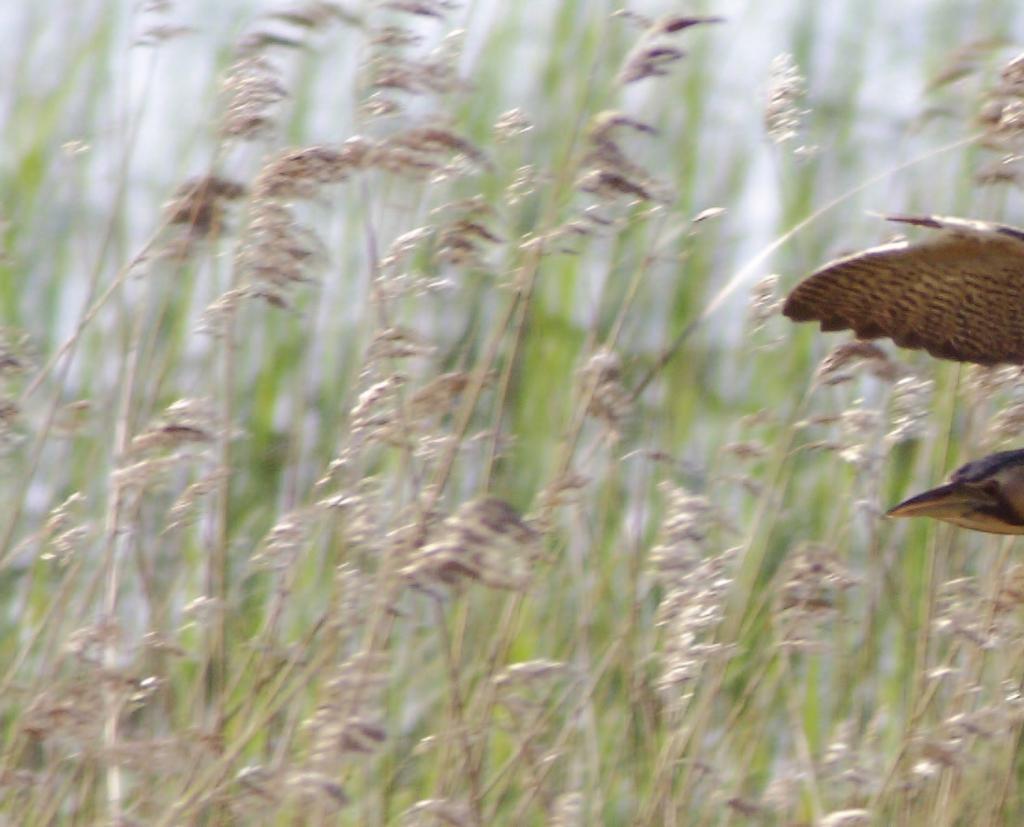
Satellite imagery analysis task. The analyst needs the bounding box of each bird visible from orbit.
[883,449,1024,534]
[783,214,1024,534]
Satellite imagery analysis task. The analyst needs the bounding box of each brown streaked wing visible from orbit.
[783,215,1024,365]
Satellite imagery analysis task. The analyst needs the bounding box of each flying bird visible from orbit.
[884,449,1024,535]
[783,214,1024,534]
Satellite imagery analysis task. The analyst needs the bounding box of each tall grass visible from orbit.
[4,0,1024,824]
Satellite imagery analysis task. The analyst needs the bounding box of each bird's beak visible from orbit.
[886,482,996,521]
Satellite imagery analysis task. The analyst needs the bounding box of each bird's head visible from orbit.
[887,449,1024,534]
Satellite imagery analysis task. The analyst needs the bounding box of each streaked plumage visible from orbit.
[784,214,1024,534]
[783,215,1024,366]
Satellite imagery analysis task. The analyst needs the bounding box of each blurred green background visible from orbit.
[4,0,1024,824]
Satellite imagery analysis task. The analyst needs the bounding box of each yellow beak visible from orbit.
[886,481,1024,534]
[887,482,995,520]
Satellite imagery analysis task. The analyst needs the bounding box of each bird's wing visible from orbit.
[782,215,1024,365]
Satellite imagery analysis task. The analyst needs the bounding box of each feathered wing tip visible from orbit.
[783,214,1024,366]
